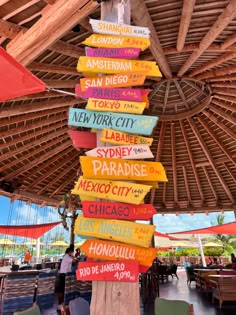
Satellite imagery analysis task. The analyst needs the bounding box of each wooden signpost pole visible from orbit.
[90,1,141,315]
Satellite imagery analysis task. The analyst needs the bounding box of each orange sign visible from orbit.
[80,73,146,92]
[80,239,158,267]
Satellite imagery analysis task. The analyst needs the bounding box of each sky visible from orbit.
[0,195,235,240]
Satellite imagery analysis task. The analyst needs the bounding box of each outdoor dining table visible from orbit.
[208,274,236,278]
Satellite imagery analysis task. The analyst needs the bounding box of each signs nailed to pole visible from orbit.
[80,73,146,91]
[80,156,168,182]
[83,34,150,51]
[71,177,152,205]
[82,201,156,221]
[86,98,146,114]
[68,108,158,135]
[89,19,150,38]
[101,129,153,146]
[85,144,154,159]
[77,56,162,77]
[76,261,139,282]
[74,215,155,248]
[80,239,158,267]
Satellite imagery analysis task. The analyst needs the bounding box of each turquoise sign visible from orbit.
[68,108,158,135]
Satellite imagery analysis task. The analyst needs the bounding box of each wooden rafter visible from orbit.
[177,0,196,52]
[79,17,93,32]
[0,97,77,118]
[212,87,236,97]
[1,141,71,181]
[50,172,77,197]
[190,52,236,77]
[203,110,236,141]
[209,102,236,125]
[38,159,79,194]
[0,121,66,151]
[162,81,170,113]
[162,182,167,207]
[130,0,172,79]
[164,43,236,55]
[214,94,236,105]
[212,83,236,89]
[1,129,66,162]
[21,147,74,187]
[1,114,66,138]
[178,0,236,77]
[0,134,69,173]
[196,65,236,80]
[171,123,178,205]
[174,81,189,109]
[221,32,236,50]
[179,120,204,202]
[5,91,63,102]
[24,150,78,189]
[28,62,78,75]
[197,116,235,166]
[187,117,235,203]
[224,163,236,184]
[182,166,191,204]
[206,75,236,82]
[6,0,98,65]
[44,80,80,88]
[8,189,59,206]
[212,98,236,113]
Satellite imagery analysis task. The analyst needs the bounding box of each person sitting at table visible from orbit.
[75,248,81,259]
[24,249,31,264]
[231,253,236,263]
[212,257,219,265]
[206,257,213,266]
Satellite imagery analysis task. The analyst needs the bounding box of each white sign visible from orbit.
[90,19,150,38]
[86,145,154,160]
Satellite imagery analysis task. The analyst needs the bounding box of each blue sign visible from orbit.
[68,108,158,135]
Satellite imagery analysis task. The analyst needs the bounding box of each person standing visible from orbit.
[24,249,31,264]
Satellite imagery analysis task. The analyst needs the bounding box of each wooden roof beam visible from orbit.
[182,166,192,204]
[0,133,69,173]
[162,81,170,114]
[1,141,71,181]
[178,0,236,77]
[28,62,78,75]
[171,123,178,206]
[174,81,189,109]
[212,83,236,89]
[209,102,236,125]
[6,0,98,65]
[38,159,79,194]
[130,0,172,79]
[179,120,204,202]
[1,129,66,162]
[79,17,93,32]
[221,32,236,50]
[24,150,78,189]
[214,94,236,104]
[196,65,236,80]
[224,163,236,184]
[21,147,74,188]
[212,87,236,97]
[177,0,196,52]
[162,182,167,207]
[197,116,235,166]
[50,172,77,197]
[188,117,235,204]
[0,97,78,118]
[190,52,236,77]
[206,75,236,82]
[212,98,236,113]
[0,121,66,151]
[44,80,80,88]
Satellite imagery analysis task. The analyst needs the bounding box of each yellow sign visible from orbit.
[80,73,146,92]
[83,34,150,51]
[77,57,162,77]
[81,239,158,267]
[80,156,168,182]
[101,128,153,146]
[86,98,146,114]
[72,177,152,205]
[74,215,155,248]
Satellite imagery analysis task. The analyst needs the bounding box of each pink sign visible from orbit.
[68,130,96,149]
[86,47,141,59]
[76,261,139,282]
[75,86,150,102]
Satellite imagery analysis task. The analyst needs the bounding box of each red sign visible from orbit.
[68,130,96,149]
[82,201,156,220]
[76,261,139,282]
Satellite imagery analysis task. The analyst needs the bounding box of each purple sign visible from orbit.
[86,47,140,59]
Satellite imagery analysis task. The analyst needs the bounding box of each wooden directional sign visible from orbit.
[86,98,146,114]
[80,239,158,267]
[86,47,140,59]
[68,130,96,149]
[77,57,162,77]
[80,156,168,182]
[80,73,146,92]
[76,261,139,283]
[101,129,153,146]
[89,19,150,38]
[68,109,158,135]
[76,86,150,102]
[83,34,150,51]
[74,215,155,248]
[85,144,154,159]
[82,201,156,220]
[71,177,152,205]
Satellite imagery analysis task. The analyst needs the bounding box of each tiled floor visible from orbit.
[142,268,236,315]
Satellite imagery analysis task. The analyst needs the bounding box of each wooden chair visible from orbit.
[168,264,179,279]
[211,278,236,308]
[13,305,41,315]
[185,267,196,286]
[155,298,194,315]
